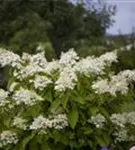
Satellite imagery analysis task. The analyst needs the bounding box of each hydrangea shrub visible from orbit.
[0,48,135,150]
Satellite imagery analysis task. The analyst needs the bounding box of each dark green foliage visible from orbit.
[0,0,116,58]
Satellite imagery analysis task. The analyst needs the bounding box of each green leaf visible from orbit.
[96,136,106,147]
[50,99,61,113]
[44,91,53,102]
[96,133,110,147]
[99,107,109,119]
[83,127,93,135]
[41,142,52,150]
[68,107,79,129]
[19,132,36,150]
[52,131,69,145]
[3,117,11,127]
[90,107,99,115]
[61,93,69,108]
[71,91,86,105]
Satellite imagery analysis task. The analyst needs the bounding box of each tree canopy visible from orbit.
[0,0,116,58]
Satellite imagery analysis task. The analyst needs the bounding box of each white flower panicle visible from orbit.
[55,66,77,91]
[89,112,135,129]
[50,114,68,130]
[110,111,135,127]
[34,75,52,90]
[0,89,10,107]
[22,52,31,61]
[29,114,68,132]
[12,117,27,130]
[12,88,43,106]
[17,64,44,80]
[75,51,117,76]
[59,48,79,66]
[75,56,105,76]
[126,111,135,125]
[29,115,49,131]
[0,131,18,148]
[92,70,135,96]
[88,114,106,128]
[120,70,135,82]
[113,129,135,143]
[44,60,60,75]
[0,48,21,68]
[16,52,48,80]
[0,89,8,100]
[28,52,47,68]
[111,113,127,127]
[99,51,117,65]
[8,82,19,92]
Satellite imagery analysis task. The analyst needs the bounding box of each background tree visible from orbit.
[0,0,116,58]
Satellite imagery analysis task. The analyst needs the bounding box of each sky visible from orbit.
[107,0,135,35]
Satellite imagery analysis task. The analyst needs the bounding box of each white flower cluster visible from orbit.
[88,114,106,128]
[59,48,79,66]
[12,88,43,106]
[29,114,68,132]
[17,64,44,79]
[113,128,135,143]
[92,70,135,96]
[55,66,77,91]
[0,49,119,92]
[0,48,21,68]
[120,70,135,82]
[89,111,135,129]
[99,51,118,65]
[8,82,19,92]
[111,111,135,127]
[44,60,60,75]
[89,112,135,142]
[111,113,127,127]
[75,51,117,76]
[12,117,27,130]
[0,89,10,107]
[34,75,52,90]
[15,52,48,80]
[0,130,18,148]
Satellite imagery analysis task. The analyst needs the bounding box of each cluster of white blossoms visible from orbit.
[8,82,19,92]
[33,75,53,90]
[0,48,119,92]
[75,51,117,76]
[14,52,48,80]
[12,88,43,106]
[0,130,18,147]
[88,114,106,128]
[111,113,127,128]
[88,112,135,142]
[22,52,47,68]
[113,128,135,143]
[29,114,68,132]
[59,48,79,66]
[12,117,27,130]
[99,51,118,65]
[0,48,21,68]
[89,112,135,129]
[44,60,60,75]
[0,89,10,107]
[55,66,77,91]
[92,70,135,96]
[111,111,135,127]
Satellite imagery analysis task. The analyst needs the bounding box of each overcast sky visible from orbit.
[107,0,135,35]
